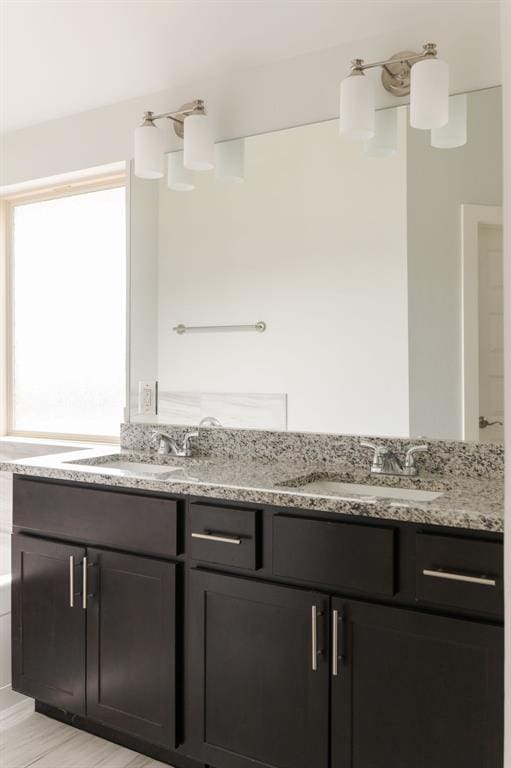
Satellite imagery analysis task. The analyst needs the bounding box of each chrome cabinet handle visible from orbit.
[422,569,496,587]
[332,609,340,676]
[69,556,74,608]
[312,605,318,671]
[311,604,324,671]
[191,532,241,545]
[82,557,88,609]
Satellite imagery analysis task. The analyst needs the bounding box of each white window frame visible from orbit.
[1,173,127,443]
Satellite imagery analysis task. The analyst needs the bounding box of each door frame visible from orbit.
[461,203,503,440]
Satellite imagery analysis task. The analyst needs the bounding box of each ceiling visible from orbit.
[0,0,501,134]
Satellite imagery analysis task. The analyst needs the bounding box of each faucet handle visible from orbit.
[404,444,429,468]
[360,441,388,468]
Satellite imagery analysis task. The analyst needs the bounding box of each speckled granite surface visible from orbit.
[0,438,503,533]
[121,423,504,480]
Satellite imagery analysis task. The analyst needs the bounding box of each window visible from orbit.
[7,178,126,440]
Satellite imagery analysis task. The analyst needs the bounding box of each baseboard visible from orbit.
[35,700,203,768]
[0,695,34,731]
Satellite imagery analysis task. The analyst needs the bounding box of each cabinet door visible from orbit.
[331,598,503,768]
[86,548,176,749]
[188,569,329,768]
[12,534,86,714]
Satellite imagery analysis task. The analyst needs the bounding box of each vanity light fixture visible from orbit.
[215,138,245,183]
[340,43,448,141]
[364,108,398,157]
[134,99,214,179]
[167,151,195,191]
[431,93,467,149]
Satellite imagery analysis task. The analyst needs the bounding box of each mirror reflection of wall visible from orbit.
[130,87,502,442]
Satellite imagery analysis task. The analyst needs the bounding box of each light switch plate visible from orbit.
[138,381,158,416]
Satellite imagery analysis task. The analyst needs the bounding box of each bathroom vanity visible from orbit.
[9,441,504,768]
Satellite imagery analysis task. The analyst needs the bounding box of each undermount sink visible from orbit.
[88,460,182,476]
[292,479,443,503]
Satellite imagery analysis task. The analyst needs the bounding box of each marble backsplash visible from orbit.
[120,423,504,480]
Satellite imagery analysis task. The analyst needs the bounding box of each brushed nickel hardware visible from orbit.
[423,569,496,587]
[152,418,221,458]
[173,321,266,335]
[349,43,438,97]
[311,604,324,672]
[152,430,198,457]
[191,532,241,545]
[404,444,429,473]
[198,416,223,428]
[69,556,74,608]
[332,609,340,677]
[361,441,429,477]
[479,416,503,429]
[140,99,206,139]
[82,557,88,609]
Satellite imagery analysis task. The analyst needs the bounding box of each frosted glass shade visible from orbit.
[431,93,467,148]
[339,73,375,141]
[184,114,214,171]
[410,58,449,129]
[167,151,195,191]
[134,123,165,179]
[364,108,398,157]
[215,139,245,183]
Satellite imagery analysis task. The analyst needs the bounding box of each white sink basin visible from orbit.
[91,461,181,476]
[296,480,443,503]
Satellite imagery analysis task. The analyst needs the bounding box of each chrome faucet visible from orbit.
[152,429,198,457]
[151,417,223,457]
[361,441,428,477]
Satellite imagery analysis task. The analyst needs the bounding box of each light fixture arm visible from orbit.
[140,99,206,138]
[350,43,437,74]
[348,43,439,98]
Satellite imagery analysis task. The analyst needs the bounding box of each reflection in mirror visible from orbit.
[129,87,502,442]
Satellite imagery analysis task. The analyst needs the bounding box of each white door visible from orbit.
[478,223,504,442]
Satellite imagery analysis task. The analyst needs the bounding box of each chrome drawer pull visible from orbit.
[422,569,496,587]
[82,557,88,609]
[311,604,323,671]
[69,556,74,608]
[332,609,339,677]
[191,532,241,545]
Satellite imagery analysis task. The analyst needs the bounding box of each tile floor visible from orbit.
[0,710,170,768]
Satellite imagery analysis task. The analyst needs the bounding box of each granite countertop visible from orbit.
[0,444,503,533]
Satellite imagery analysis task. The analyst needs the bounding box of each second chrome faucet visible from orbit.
[361,441,428,477]
[152,417,223,457]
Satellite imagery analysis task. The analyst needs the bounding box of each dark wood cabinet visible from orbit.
[188,569,329,768]
[331,598,504,768]
[11,478,505,768]
[12,534,86,714]
[87,549,177,748]
[12,534,177,751]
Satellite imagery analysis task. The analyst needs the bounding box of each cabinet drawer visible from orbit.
[188,502,259,570]
[416,533,503,617]
[13,477,178,558]
[272,515,396,596]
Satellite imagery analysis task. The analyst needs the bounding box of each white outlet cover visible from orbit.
[138,381,157,415]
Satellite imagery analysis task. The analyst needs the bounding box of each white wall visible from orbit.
[407,87,502,440]
[153,114,409,436]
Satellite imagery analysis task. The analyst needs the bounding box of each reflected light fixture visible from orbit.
[430,93,467,149]
[167,151,195,191]
[215,138,245,183]
[134,99,214,179]
[364,108,398,157]
[340,43,449,141]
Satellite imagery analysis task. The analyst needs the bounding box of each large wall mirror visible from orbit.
[129,86,503,442]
